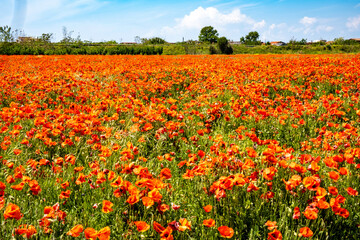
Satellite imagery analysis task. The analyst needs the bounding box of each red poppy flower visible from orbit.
[299,227,313,238]
[67,225,84,237]
[218,226,234,238]
[203,219,215,227]
[101,200,113,213]
[4,203,22,220]
[134,221,150,232]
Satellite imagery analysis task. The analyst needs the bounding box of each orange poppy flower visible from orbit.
[303,209,318,220]
[11,181,25,191]
[15,224,37,238]
[148,188,162,203]
[263,167,277,181]
[4,203,22,220]
[203,205,212,213]
[157,203,170,214]
[346,187,358,196]
[246,147,257,158]
[59,190,71,199]
[160,168,172,179]
[203,219,215,227]
[142,196,154,208]
[67,224,84,237]
[0,181,6,192]
[160,226,173,240]
[97,226,111,240]
[13,149,22,155]
[134,221,150,232]
[0,197,4,210]
[268,229,282,240]
[84,228,98,239]
[328,186,338,196]
[264,221,278,230]
[153,221,165,233]
[317,200,330,209]
[178,218,191,231]
[299,227,313,238]
[293,207,301,219]
[102,200,113,213]
[126,194,140,205]
[218,226,234,238]
[110,176,123,187]
[328,171,340,182]
[315,187,327,200]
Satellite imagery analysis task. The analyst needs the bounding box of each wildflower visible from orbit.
[218,226,234,238]
[67,225,84,237]
[265,221,278,230]
[134,221,150,232]
[101,200,113,213]
[268,229,282,240]
[4,203,22,220]
[203,219,216,227]
[203,205,212,213]
[299,227,313,238]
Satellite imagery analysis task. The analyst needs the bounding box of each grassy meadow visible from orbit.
[0,54,359,239]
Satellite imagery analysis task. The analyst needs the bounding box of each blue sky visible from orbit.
[1,0,360,42]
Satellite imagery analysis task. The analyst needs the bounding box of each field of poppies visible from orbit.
[0,54,359,239]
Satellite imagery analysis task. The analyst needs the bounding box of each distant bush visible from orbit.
[217,37,233,54]
[141,37,166,45]
[209,45,218,54]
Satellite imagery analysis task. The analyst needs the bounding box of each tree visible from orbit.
[217,37,233,54]
[288,38,307,46]
[141,37,166,45]
[61,26,74,43]
[199,26,219,43]
[134,36,141,44]
[333,37,345,45]
[38,33,53,43]
[0,25,14,42]
[240,31,261,45]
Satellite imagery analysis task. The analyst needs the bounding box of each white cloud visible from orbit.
[316,25,333,32]
[297,16,333,36]
[253,20,266,29]
[175,7,265,29]
[262,23,288,41]
[161,6,265,41]
[346,15,360,30]
[300,16,317,26]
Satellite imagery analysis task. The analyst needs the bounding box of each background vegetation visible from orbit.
[0,25,360,55]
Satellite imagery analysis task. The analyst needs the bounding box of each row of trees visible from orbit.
[198,26,263,54]
[198,25,360,48]
[2,24,359,55]
[198,26,233,54]
[198,26,261,45]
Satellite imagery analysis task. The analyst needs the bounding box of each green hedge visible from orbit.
[0,43,163,55]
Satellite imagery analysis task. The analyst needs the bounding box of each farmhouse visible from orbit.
[270,41,286,46]
[16,37,35,43]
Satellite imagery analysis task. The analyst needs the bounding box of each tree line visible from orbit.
[0,25,359,55]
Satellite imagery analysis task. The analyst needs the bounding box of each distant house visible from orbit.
[349,38,360,42]
[17,37,35,43]
[121,42,137,45]
[270,41,286,46]
[313,40,326,44]
[229,41,241,45]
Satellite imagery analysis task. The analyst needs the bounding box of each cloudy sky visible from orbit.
[1,0,360,42]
